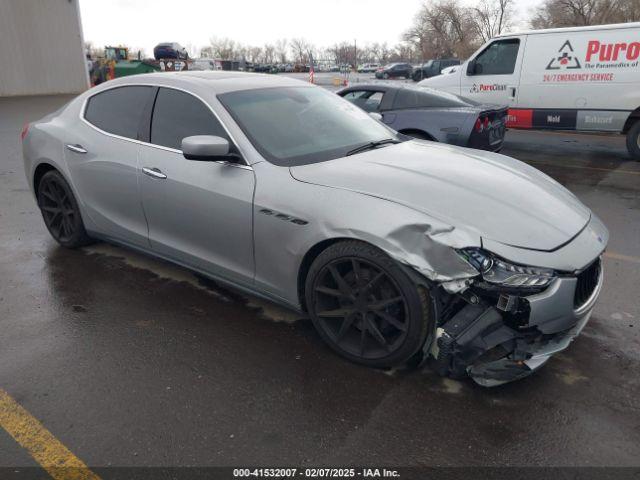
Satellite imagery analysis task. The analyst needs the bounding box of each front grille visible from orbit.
[573,258,601,309]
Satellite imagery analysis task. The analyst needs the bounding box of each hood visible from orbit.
[289,141,590,251]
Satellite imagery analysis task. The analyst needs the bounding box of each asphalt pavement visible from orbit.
[1,89,639,475]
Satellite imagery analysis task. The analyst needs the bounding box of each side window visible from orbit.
[470,39,520,76]
[342,91,368,101]
[342,91,384,112]
[151,88,229,150]
[362,92,383,112]
[84,86,154,139]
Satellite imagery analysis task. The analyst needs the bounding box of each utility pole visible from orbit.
[354,39,357,70]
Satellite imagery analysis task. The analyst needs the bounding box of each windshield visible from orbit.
[218,87,400,166]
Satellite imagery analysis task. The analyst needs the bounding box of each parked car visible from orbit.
[153,42,188,61]
[22,72,607,386]
[375,63,413,79]
[419,22,640,160]
[358,63,379,73]
[412,58,460,81]
[253,64,278,73]
[338,83,507,151]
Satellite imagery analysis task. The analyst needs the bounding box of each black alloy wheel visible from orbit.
[37,170,92,248]
[306,241,432,368]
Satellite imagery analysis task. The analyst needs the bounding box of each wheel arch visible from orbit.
[33,162,59,198]
[623,107,640,134]
[398,129,436,141]
[297,237,354,312]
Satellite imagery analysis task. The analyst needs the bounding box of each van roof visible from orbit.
[496,21,640,38]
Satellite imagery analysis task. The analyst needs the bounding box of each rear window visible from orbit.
[394,87,478,109]
[84,86,154,139]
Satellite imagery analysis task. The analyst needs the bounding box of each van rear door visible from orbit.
[460,37,525,106]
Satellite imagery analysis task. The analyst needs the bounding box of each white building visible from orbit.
[0,0,88,96]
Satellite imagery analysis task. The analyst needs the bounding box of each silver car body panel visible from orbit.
[289,140,590,252]
[23,71,608,386]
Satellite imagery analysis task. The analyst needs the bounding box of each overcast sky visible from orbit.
[79,0,543,57]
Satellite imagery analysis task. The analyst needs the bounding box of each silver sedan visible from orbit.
[22,72,608,386]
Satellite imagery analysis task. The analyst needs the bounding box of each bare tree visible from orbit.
[244,46,261,63]
[290,38,314,64]
[262,44,276,63]
[275,39,289,63]
[531,0,639,28]
[404,0,479,60]
[209,37,237,60]
[470,0,514,43]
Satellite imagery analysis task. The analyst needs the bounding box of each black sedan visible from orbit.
[374,63,413,79]
[338,83,507,152]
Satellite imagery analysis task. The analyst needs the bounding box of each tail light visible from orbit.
[21,123,30,140]
[474,118,483,133]
[484,117,490,129]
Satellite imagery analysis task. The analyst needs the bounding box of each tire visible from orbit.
[37,170,93,248]
[305,240,433,368]
[626,121,640,161]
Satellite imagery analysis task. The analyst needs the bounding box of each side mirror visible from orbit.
[467,60,475,75]
[182,135,235,162]
[369,112,383,121]
[467,61,482,75]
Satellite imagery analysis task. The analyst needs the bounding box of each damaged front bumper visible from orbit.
[431,257,603,387]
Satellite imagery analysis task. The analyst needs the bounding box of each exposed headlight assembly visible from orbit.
[459,248,556,288]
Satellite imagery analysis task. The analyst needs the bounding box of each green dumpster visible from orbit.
[114,61,159,78]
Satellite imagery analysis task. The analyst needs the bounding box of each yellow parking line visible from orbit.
[604,251,640,265]
[0,389,100,480]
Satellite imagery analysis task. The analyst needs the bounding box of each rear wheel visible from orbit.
[305,241,432,368]
[626,121,640,161]
[37,170,92,248]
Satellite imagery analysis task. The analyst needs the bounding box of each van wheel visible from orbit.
[626,122,640,161]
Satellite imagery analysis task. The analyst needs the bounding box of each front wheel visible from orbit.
[305,241,433,368]
[626,121,640,161]
[37,170,93,248]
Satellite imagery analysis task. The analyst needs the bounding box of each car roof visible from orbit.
[96,70,309,94]
[496,21,640,37]
[341,82,433,93]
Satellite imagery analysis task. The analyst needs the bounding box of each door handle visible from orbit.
[66,144,87,154]
[142,167,167,179]
[509,87,517,99]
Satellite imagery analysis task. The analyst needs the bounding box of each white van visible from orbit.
[419,22,640,160]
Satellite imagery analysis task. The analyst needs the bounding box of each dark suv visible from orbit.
[412,58,460,81]
[375,63,413,79]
